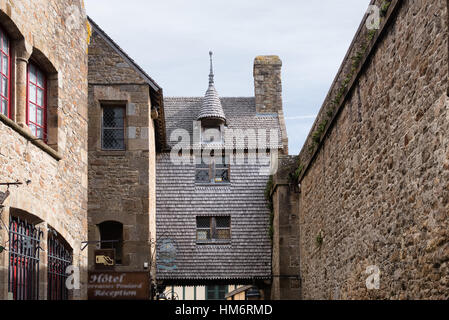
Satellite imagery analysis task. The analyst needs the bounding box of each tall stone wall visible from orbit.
[271,156,301,300]
[0,0,88,299]
[294,0,449,299]
[87,29,156,274]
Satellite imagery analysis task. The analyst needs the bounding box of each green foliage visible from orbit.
[316,232,324,247]
[268,210,274,242]
[312,20,381,157]
[380,0,392,17]
[265,175,274,203]
[311,119,328,145]
[265,175,274,242]
[0,245,4,253]
[295,164,304,180]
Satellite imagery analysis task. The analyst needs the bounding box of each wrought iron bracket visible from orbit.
[81,240,119,251]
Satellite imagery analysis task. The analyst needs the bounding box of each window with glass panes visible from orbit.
[201,125,222,144]
[206,285,228,300]
[0,27,10,118]
[27,64,46,140]
[195,152,230,184]
[102,106,125,150]
[196,216,231,242]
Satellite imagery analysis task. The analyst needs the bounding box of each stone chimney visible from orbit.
[254,55,283,113]
[254,55,288,153]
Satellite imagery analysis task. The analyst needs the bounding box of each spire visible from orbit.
[197,51,226,123]
[209,51,214,86]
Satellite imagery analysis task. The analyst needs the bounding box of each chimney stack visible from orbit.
[253,55,283,114]
[253,55,288,154]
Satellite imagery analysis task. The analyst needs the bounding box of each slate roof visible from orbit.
[156,96,283,282]
[156,153,272,281]
[164,97,283,150]
[197,86,227,122]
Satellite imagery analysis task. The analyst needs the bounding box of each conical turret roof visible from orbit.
[197,52,226,123]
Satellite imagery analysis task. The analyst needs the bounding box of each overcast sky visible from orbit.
[85,0,371,155]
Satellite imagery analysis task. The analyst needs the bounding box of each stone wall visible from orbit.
[270,156,301,300]
[87,28,157,276]
[291,0,449,299]
[0,0,88,299]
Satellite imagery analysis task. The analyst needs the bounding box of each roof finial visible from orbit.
[209,51,214,86]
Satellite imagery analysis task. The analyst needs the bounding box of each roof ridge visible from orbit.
[87,16,161,92]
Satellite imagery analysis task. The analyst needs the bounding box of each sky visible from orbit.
[85,0,372,155]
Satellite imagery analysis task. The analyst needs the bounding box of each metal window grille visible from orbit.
[48,232,73,300]
[102,107,125,150]
[8,216,43,300]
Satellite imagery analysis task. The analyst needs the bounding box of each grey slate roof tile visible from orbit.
[156,152,272,281]
[164,97,282,150]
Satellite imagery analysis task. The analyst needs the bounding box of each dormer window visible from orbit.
[201,125,222,144]
[195,151,230,184]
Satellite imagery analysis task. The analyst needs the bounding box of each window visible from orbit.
[47,229,73,300]
[102,106,125,150]
[196,216,231,242]
[201,125,222,144]
[206,285,228,300]
[0,27,10,118]
[98,221,123,265]
[27,63,47,141]
[195,152,230,184]
[8,216,43,300]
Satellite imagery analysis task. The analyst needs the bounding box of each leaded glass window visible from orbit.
[102,106,125,150]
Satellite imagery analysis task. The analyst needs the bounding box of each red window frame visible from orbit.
[26,63,47,142]
[0,27,11,118]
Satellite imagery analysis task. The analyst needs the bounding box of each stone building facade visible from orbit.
[156,53,288,297]
[272,0,449,299]
[86,18,166,289]
[0,0,89,300]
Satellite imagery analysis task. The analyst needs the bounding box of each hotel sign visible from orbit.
[88,272,150,300]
